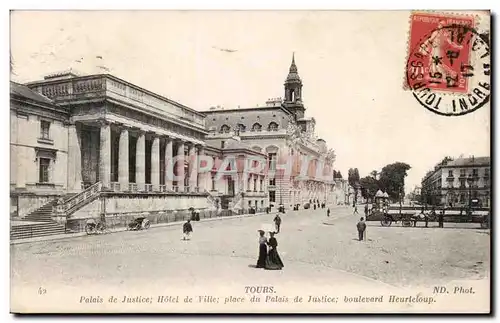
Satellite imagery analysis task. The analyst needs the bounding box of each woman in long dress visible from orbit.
[265,232,284,270]
[256,230,268,268]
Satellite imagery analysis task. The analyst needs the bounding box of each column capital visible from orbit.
[96,118,112,127]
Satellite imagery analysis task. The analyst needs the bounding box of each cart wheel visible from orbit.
[143,219,151,230]
[381,218,392,227]
[85,223,94,235]
[402,220,412,227]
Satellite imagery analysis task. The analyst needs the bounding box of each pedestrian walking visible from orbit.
[439,209,444,228]
[313,204,316,210]
[256,230,268,268]
[183,219,193,240]
[356,217,367,241]
[364,204,368,217]
[353,205,359,215]
[265,232,284,270]
[327,208,330,217]
[273,213,282,233]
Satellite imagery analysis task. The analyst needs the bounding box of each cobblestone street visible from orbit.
[11,206,490,313]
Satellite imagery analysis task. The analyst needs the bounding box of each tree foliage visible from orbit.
[348,168,360,188]
[378,162,412,201]
[359,176,379,201]
[333,170,343,179]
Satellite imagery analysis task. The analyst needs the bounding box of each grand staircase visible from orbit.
[11,183,102,240]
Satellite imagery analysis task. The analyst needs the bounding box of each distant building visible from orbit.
[421,156,490,208]
[202,54,336,210]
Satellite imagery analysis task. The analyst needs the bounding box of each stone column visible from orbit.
[164,137,173,191]
[118,128,129,191]
[197,146,205,191]
[188,143,196,192]
[176,140,185,191]
[151,136,160,191]
[67,122,82,192]
[136,131,146,191]
[99,121,111,188]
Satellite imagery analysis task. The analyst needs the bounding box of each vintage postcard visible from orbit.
[9,10,491,314]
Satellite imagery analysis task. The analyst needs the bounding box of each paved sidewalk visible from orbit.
[10,211,270,245]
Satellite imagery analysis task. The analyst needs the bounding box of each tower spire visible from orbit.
[286,52,300,81]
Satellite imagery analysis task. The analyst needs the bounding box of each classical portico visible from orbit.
[75,118,205,194]
[26,73,209,195]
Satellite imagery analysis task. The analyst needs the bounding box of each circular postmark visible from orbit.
[406,24,490,116]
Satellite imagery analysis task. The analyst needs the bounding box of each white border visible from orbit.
[3,1,498,323]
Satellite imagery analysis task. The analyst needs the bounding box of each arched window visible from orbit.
[251,123,262,132]
[237,123,246,133]
[268,122,279,131]
[220,124,230,133]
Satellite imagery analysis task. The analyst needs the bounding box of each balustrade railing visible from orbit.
[145,184,153,192]
[54,182,102,215]
[110,182,121,192]
[173,186,179,192]
[159,185,167,192]
[129,183,138,192]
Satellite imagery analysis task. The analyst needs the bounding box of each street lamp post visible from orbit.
[467,174,473,215]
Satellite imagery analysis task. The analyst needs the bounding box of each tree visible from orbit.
[370,170,379,179]
[348,168,361,204]
[378,162,412,202]
[359,176,379,202]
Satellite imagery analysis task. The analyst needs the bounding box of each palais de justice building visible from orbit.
[10,55,336,228]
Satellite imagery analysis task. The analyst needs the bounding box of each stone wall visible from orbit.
[71,195,212,219]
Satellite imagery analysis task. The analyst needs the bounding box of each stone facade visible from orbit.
[10,82,70,216]
[421,156,490,207]
[11,54,337,219]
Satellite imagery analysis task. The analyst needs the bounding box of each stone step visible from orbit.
[11,222,66,240]
[11,229,66,240]
[11,223,64,231]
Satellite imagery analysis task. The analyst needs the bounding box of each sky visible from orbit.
[10,10,490,193]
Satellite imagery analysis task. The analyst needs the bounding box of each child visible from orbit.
[356,217,367,241]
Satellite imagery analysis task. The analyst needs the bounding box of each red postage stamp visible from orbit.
[405,11,490,116]
[406,12,475,94]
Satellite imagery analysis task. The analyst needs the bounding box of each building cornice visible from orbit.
[27,73,206,118]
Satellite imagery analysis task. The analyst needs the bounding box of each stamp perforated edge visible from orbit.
[402,10,487,96]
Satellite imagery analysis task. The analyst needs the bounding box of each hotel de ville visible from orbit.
[10,55,339,238]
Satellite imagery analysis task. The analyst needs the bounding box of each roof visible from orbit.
[445,157,490,167]
[10,82,54,106]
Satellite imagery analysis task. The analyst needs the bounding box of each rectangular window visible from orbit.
[253,178,257,191]
[485,169,490,177]
[40,120,51,139]
[448,170,453,177]
[39,158,50,183]
[269,191,276,203]
[260,179,263,191]
[211,174,216,191]
[269,178,276,186]
[473,168,478,176]
[268,153,277,170]
[460,169,466,176]
[460,179,466,188]
[221,141,225,149]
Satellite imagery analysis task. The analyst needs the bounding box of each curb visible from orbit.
[10,211,271,245]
